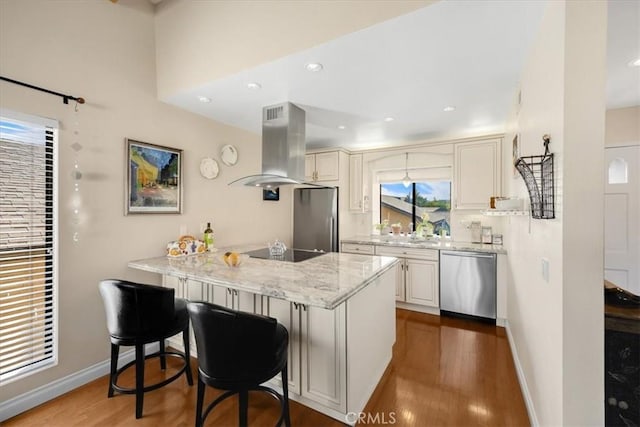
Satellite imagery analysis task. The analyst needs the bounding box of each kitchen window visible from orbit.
[380,181,451,235]
[0,111,58,385]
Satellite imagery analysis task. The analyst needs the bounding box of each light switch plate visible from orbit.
[542,258,549,282]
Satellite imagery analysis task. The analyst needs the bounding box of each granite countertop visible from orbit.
[128,244,399,310]
[341,235,507,254]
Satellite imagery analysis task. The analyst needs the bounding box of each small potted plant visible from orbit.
[373,219,390,235]
[391,222,402,235]
[415,212,433,238]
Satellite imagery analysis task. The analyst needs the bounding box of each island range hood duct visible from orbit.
[229,102,308,188]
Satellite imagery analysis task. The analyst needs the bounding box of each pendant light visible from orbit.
[402,152,412,187]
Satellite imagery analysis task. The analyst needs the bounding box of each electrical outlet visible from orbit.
[541,258,549,283]
[199,223,207,233]
[179,224,187,236]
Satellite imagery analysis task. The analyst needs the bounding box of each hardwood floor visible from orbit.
[4,309,529,426]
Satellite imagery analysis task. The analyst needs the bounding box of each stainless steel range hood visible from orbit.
[229,102,308,188]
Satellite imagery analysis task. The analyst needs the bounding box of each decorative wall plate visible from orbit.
[220,144,238,166]
[199,157,219,179]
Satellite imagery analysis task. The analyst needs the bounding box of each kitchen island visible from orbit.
[128,247,399,424]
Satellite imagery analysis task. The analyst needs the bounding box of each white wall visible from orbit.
[605,106,640,146]
[502,1,606,424]
[0,0,291,401]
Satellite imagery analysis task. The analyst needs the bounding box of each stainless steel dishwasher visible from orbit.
[440,251,497,321]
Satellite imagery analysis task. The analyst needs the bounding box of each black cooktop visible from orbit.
[244,248,327,263]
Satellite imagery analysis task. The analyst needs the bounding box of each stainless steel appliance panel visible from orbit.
[440,251,496,319]
[293,187,338,252]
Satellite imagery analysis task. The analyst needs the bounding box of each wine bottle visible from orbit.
[203,222,214,251]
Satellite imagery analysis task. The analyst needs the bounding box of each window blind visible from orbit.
[0,113,57,384]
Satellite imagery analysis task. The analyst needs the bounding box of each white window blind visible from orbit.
[0,112,57,384]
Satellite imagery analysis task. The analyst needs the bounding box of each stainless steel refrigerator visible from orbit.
[293,187,338,252]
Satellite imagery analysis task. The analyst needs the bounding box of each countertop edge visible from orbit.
[341,236,507,254]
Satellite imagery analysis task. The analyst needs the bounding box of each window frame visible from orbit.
[0,109,59,385]
[379,180,452,236]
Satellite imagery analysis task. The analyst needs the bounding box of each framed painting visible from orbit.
[263,188,280,201]
[125,138,183,214]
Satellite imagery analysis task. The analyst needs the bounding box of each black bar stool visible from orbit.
[187,301,291,427]
[99,279,194,419]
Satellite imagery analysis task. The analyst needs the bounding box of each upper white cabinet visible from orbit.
[349,153,365,211]
[306,151,340,182]
[453,139,502,210]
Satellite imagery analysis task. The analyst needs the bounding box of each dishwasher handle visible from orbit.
[441,251,496,259]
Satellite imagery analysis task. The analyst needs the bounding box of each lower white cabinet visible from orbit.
[374,246,439,308]
[405,259,438,306]
[162,268,396,423]
[262,297,347,412]
[162,277,259,349]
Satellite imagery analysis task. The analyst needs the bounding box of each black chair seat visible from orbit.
[99,279,194,419]
[187,301,291,427]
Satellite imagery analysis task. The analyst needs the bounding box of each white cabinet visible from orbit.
[349,153,365,211]
[405,259,438,306]
[341,242,374,255]
[262,298,347,413]
[454,139,501,210]
[211,285,258,312]
[262,297,302,395]
[374,246,439,308]
[305,151,339,182]
[162,276,259,350]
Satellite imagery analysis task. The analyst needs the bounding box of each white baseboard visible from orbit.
[0,343,159,422]
[505,320,538,426]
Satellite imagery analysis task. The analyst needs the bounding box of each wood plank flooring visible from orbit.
[4,309,529,426]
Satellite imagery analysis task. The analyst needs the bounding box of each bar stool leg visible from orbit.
[135,343,145,419]
[195,377,205,427]
[239,390,249,427]
[182,327,193,385]
[108,344,119,398]
[159,339,166,370]
[281,364,291,427]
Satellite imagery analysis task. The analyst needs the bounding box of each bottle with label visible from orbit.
[203,222,214,251]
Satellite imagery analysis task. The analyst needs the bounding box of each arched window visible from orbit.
[608,158,628,184]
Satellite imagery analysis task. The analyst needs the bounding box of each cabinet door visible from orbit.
[184,280,206,301]
[349,154,363,210]
[209,284,231,307]
[405,259,439,307]
[315,151,339,181]
[395,262,405,301]
[234,290,257,313]
[305,154,315,181]
[454,140,501,210]
[163,275,181,297]
[263,298,301,395]
[300,304,347,412]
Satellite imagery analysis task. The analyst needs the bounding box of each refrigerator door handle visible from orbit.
[329,217,334,251]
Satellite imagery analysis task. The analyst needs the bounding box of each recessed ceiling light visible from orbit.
[443,106,456,112]
[629,58,640,67]
[246,82,262,90]
[305,62,323,72]
[197,96,211,103]
[337,125,346,130]
[383,117,394,122]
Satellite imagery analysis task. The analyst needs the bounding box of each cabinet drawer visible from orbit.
[341,243,374,255]
[374,246,439,261]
